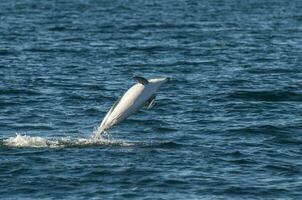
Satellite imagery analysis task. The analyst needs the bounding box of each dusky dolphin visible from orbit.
[97,75,169,135]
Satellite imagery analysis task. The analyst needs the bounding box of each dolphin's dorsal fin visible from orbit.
[133,75,148,85]
[146,95,156,109]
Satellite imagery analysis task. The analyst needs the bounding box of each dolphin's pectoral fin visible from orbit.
[133,75,148,85]
[146,95,156,109]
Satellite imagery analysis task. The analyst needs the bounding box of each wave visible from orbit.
[0,88,40,96]
[2,133,133,148]
[227,90,302,102]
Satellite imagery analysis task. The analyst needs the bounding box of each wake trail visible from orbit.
[1,120,123,148]
[2,133,132,148]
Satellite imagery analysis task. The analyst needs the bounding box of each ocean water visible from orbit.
[1,0,302,199]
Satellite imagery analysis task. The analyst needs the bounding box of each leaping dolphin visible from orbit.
[97,75,169,135]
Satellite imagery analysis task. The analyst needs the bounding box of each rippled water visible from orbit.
[1,0,302,199]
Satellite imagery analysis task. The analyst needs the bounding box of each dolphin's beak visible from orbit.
[163,77,170,84]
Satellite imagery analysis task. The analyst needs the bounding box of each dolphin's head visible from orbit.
[148,77,170,89]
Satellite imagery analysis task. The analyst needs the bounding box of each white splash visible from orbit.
[3,133,133,148]
[92,124,107,139]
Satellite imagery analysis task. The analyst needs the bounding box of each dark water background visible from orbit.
[1,0,302,199]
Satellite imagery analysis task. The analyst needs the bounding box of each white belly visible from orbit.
[100,83,156,131]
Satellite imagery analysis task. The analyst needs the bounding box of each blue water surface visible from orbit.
[1,0,302,199]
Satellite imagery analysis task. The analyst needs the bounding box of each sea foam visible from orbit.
[3,133,133,148]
